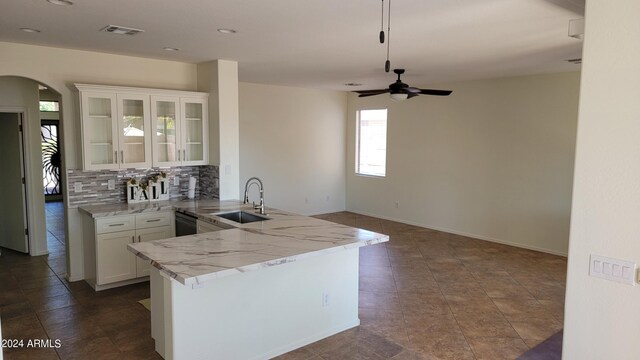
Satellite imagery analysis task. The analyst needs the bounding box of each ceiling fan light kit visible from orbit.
[355,69,452,101]
[356,1,452,102]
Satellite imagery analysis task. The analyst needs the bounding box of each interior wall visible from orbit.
[239,82,347,215]
[563,0,640,358]
[0,41,198,281]
[347,72,580,255]
[0,77,47,255]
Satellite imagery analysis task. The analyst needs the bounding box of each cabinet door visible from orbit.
[151,96,181,167]
[117,94,151,168]
[81,92,119,170]
[180,97,208,165]
[96,230,137,285]
[135,226,173,278]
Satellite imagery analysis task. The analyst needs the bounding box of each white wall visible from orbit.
[0,41,198,280]
[347,72,580,255]
[239,83,347,215]
[0,77,47,256]
[563,1,640,358]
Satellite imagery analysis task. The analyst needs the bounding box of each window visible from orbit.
[356,109,387,177]
[39,101,59,112]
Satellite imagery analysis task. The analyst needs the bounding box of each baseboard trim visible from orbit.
[254,319,360,360]
[348,209,568,257]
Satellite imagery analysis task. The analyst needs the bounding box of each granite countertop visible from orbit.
[81,200,389,286]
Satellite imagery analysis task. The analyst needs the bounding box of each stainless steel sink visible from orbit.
[213,211,270,224]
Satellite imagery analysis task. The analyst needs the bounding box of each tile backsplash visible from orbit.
[67,165,219,208]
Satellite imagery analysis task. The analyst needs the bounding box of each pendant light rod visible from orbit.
[379,0,385,43]
[385,0,392,72]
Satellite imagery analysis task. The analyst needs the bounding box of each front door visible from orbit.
[0,112,29,253]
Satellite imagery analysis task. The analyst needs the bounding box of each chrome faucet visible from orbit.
[243,177,266,215]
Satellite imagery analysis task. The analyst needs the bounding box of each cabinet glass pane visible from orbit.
[184,102,204,161]
[87,97,114,165]
[121,99,145,164]
[155,101,177,163]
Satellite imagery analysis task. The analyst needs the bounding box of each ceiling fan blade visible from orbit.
[419,89,453,96]
[406,87,421,93]
[355,89,390,96]
[358,90,390,97]
[407,93,419,99]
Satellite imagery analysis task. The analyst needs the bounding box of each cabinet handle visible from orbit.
[114,151,118,164]
[132,236,135,242]
[120,150,124,163]
[183,149,186,161]
[178,149,181,161]
[108,223,125,227]
[146,219,161,223]
[138,235,141,242]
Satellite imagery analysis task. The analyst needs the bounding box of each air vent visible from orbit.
[100,25,144,36]
[567,58,582,64]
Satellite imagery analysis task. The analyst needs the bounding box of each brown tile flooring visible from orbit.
[0,210,566,360]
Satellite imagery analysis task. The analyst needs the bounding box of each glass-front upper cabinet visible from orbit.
[78,84,208,170]
[152,96,208,167]
[180,98,207,165]
[80,92,119,170]
[151,96,181,167]
[117,94,151,168]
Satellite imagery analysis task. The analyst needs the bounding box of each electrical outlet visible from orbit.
[395,201,399,209]
[74,182,83,193]
[304,197,309,204]
[174,176,179,186]
[107,179,115,190]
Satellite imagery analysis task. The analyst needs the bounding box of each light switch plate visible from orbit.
[590,254,636,285]
[174,176,179,186]
[74,182,83,193]
[107,179,115,190]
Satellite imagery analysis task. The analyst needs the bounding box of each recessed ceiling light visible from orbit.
[20,27,41,33]
[163,47,180,51]
[47,0,73,5]
[217,28,237,34]
[345,83,363,87]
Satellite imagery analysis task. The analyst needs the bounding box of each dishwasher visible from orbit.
[175,211,198,236]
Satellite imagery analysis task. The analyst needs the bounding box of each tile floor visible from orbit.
[0,209,566,359]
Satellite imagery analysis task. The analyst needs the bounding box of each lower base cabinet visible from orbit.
[83,211,175,290]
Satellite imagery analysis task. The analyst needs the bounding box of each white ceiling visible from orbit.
[0,0,583,91]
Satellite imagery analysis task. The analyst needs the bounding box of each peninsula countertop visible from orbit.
[81,200,389,286]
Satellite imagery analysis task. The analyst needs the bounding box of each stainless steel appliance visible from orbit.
[175,211,197,236]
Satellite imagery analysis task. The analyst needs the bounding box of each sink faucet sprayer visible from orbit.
[243,177,266,215]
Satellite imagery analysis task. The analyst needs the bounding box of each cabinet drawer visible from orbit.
[96,215,135,234]
[136,212,172,229]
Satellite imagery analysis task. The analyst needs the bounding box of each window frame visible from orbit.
[355,108,388,178]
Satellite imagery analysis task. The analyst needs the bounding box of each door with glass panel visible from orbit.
[81,92,119,170]
[180,97,208,165]
[151,96,181,167]
[117,94,151,168]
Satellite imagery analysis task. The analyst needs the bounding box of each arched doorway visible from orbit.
[0,76,67,278]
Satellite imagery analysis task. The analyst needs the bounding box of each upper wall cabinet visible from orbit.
[151,96,208,167]
[76,84,208,170]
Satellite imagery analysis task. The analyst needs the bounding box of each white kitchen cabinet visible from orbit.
[151,95,208,167]
[135,226,173,277]
[83,211,175,290]
[196,219,227,233]
[78,87,152,170]
[77,84,208,170]
[96,230,138,284]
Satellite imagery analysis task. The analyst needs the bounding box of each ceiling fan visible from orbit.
[355,69,453,101]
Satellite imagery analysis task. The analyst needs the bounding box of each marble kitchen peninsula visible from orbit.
[126,200,389,360]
